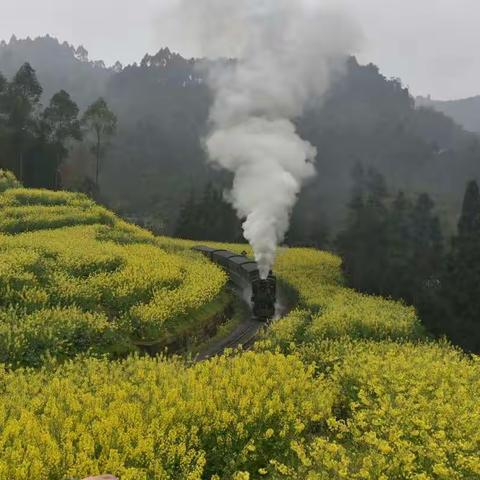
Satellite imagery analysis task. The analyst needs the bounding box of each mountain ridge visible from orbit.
[416,95,480,133]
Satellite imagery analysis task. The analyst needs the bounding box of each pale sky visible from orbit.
[0,0,478,100]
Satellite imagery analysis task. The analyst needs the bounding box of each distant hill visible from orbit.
[0,35,114,107]
[416,95,480,133]
[1,35,480,237]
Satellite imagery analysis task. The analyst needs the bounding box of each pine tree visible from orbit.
[383,191,413,301]
[443,180,480,351]
[175,189,198,239]
[337,165,389,295]
[338,166,445,317]
[410,194,443,302]
[458,180,480,236]
[175,183,242,242]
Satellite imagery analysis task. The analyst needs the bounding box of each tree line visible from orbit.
[337,165,480,353]
[175,181,329,249]
[0,62,117,192]
[175,183,243,243]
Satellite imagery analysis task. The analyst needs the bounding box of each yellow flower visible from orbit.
[265,429,274,439]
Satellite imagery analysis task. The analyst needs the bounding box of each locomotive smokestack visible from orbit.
[162,0,361,278]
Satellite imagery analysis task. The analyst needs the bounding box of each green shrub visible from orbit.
[0,170,21,193]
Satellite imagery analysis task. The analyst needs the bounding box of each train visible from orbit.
[192,246,277,321]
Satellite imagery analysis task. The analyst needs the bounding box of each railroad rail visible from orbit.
[196,317,263,360]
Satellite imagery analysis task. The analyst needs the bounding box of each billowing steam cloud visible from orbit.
[207,118,316,277]
[162,0,361,277]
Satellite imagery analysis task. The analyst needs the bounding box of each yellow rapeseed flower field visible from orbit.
[266,247,425,347]
[0,183,479,479]
[0,352,335,480]
[0,189,227,367]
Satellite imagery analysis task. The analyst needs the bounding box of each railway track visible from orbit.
[195,281,291,361]
[196,317,263,361]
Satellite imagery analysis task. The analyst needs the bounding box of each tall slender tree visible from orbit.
[0,72,7,111]
[41,90,82,188]
[458,180,480,236]
[383,191,413,300]
[5,63,42,181]
[81,97,117,188]
[443,180,480,351]
[175,189,198,239]
[337,165,389,295]
[411,194,443,291]
[0,73,8,166]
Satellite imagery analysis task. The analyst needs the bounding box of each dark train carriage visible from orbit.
[211,250,239,269]
[229,256,259,285]
[192,245,276,321]
[191,245,216,261]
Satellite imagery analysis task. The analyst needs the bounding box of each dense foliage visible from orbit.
[337,165,443,303]
[0,188,116,233]
[437,180,480,351]
[266,248,424,350]
[0,352,334,480]
[175,183,243,243]
[284,341,480,480]
[337,167,480,353]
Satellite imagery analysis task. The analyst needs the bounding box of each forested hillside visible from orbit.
[1,36,480,240]
[0,35,113,108]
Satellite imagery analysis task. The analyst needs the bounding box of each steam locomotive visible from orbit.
[192,246,277,321]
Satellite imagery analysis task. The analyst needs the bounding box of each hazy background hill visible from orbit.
[416,95,480,134]
[0,35,113,108]
[1,35,479,240]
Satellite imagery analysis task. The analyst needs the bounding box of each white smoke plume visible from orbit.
[161,0,361,277]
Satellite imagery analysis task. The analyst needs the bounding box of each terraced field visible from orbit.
[0,182,479,479]
[0,188,227,367]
